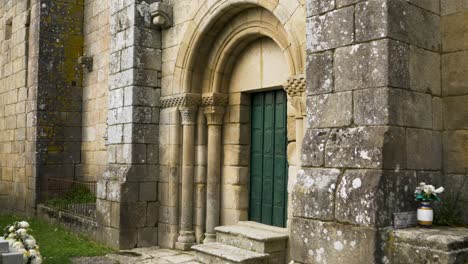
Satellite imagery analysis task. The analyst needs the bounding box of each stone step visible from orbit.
[215,222,288,254]
[192,243,268,264]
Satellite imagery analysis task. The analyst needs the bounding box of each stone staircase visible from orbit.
[192,221,289,264]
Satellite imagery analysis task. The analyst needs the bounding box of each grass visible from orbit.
[0,214,114,264]
[45,185,96,209]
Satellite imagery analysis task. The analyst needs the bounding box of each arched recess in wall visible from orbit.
[173,0,305,94]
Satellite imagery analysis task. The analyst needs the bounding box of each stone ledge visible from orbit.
[192,242,268,263]
[215,222,288,242]
[392,227,468,251]
[388,227,468,264]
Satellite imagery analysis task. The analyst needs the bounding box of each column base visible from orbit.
[176,231,196,250]
[175,241,196,251]
[203,233,216,244]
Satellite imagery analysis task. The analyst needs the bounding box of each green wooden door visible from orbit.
[249,90,288,227]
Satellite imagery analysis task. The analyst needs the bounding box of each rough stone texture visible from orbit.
[410,46,441,95]
[306,51,333,95]
[443,131,468,174]
[292,168,340,220]
[307,6,354,52]
[387,227,468,264]
[441,10,468,53]
[334,39,409,91]
[307,0,335,17]
[406,129,442,170]
[290,218,383,264]
[442,50,468,96]
[301,129,330,167]
[307,92,352,128]
[324,126,406,169]
[335,169,418,227]
[192,243,268,264]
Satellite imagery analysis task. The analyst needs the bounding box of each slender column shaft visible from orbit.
[203,106,224,244]
[194,110,207,243]
[176,107,197,250]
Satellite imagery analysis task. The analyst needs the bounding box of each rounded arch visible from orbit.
[174,0,305,94]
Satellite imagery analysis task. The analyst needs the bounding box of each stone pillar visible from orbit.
[175,107,198,250]
[284,75,306,160]
[194,110,207,243]
[291,0,443,263]
[203,106,225,243]
[97,0,162,249]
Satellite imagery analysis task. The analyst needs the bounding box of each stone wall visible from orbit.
[77,0,110,183]
[292,0,445,263]
[0,0,30,212]
[440,0,468,222]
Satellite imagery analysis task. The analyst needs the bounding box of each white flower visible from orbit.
[6,238,15,247]
[18,221,30,228]
[8,226,14,232]
[434,187,444,194]
[16,228,27,236]
[12,241,24,249]
[31,256,42,264]
[29,249,38,257]
[25,238,37,249]
[423,185,435,195]
[419,182,426,187]
[8,233,16,239]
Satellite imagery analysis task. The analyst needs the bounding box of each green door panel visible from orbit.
[249,90,288,227]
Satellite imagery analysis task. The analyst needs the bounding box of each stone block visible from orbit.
[0,237,9,253]
[324,126,406,169]
[355,0,409,43]
[222,184,249,210]
[443,95,468,130]
[120,202,147,228]
[223,123,250,145]
[441,0,466,15]
[335,39,409,91]
[137,227,158,247]
[410,46,441,95]
[408,4,440,51]
[406,129,442,170]
[307,92,352,128]
[389,89,433,129]
[306,51,333,95]
[388,227,468,264]
[139,182,157,202]
[442,11,468,52]
[301,129,330,167]
[443,174,468,223]
[443,131,468,174]
[335,169,418,227]
[307,6,354,52]
[223,145,250,166]
[353,88,390,126]
[292,168,340,220]
[146,201,159,227]
[290,218,380,264]
[307,0,335,17]
[442,51,468,96]
[223,166,249,185]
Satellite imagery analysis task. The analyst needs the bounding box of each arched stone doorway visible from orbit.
[158,0,306,250]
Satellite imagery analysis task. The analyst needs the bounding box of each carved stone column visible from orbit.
[284,75,306,159]
[175,106,198,250]
[203,103,226,243]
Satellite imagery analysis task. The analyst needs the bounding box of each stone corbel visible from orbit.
[150,2,173,29]
[284,74,306,119]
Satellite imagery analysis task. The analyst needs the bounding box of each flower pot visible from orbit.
[417,201,433,227]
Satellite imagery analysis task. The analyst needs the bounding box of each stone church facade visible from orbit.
[0,0,467,263]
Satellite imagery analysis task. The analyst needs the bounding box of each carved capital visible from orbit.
[202,93,229,107]
[160,93,202,108]
[179,107,198,125]
[150,2,173,29]
[204,106,225,125]
[283,74,306,98]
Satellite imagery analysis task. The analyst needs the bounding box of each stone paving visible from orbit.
[72,248,201,264]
